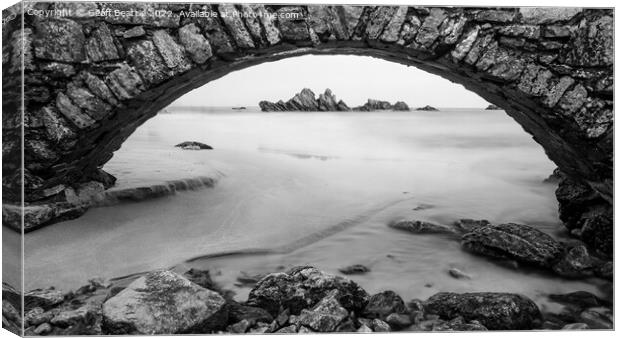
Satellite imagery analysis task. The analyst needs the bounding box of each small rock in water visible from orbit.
[389,220,455,234]
[175,141,213,150]
[548,291,609,309]
[412,203,434,211]
[448,268,471,280]
[562,323,590,330]
[338,264,370,275]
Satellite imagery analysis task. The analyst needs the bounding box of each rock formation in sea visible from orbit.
[415,105,439,111]
[259,89,411,112]
[175,141,213,150]
[353,99,410,111]
[485,104,501,110]
[259,88,350,112]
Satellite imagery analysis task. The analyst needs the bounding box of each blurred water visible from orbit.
[22,108,606,308]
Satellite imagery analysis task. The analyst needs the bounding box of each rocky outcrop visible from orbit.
[101,270,227,334]
[555,172,612,258]
[1,4,613,252]
[354,99,410,111]
[424,292,542,330]
[485,104,501,110]
[259,88,348,112]
[415,105,439,111]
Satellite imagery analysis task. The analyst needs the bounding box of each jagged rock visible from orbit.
[543,168,562,183]
[415,105,439,111]
[24,288,64,311]
[297,290,349,332]
[338,264,370,275]
[431,316,488,331]
[555,175,612,258]
[551,244,602,278]
[357,324,372,332]
[485,104,500,110]
[362,291,407,320]
[276,324,297,333]
[424,292,541,330]
[101,270,227,334]
[355,99,393,111]
[461,223,563,268]
[175,141,213,150]
[2,300,22,334]
[246,266,369,317]
[390,220,455,234]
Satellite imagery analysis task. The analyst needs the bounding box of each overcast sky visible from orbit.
[171,55,489,108]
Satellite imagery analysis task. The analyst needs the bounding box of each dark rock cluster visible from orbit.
[390,218,612,281]
[259,88,350,112]
[414,105,439,111]
[353,99,411,111]
[7,265,607,335]
[485,104,501,110]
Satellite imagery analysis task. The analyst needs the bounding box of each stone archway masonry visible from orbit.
[1,3,613,255]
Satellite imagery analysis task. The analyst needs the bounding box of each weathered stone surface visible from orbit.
[40,106,77,144]
[104,64,144,100]
[362,291,407,320]
[246,266,369,316]
[152,30,192,73]
[81,72,119,106]
[85,23,119,62]
[55,92,97,129]
[33,18,86,62]
[425,292,541,330]
[127,40,170,85]
[66,83,112,121]
[219,4,255,49]
[461,223,562,268]
[297,290,349,332]
[102,270,226,334]
[415,8,447,48]
[24,288,64,311]
[475,10,517,23]
[122,26,146,39]
[551,244,601,278]
[251,5,281,45]
[178,24,212,64]
[520,8,582,24]
[432,316,488,331]
[277,7,311,42]
[10,28,35,72]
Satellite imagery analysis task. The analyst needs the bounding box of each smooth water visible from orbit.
[21,108,606,311]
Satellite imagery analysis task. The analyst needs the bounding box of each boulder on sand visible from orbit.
[461,223,563,268]
[424,292,541,330]
[101,270,227,334]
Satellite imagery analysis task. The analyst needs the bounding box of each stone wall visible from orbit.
[1,3,613,253]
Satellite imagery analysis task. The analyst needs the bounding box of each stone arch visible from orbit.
[1,3,613,253]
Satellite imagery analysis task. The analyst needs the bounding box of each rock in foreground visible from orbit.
[424,292,541,330]
[246,266,369,316]
[102,270,226,334]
